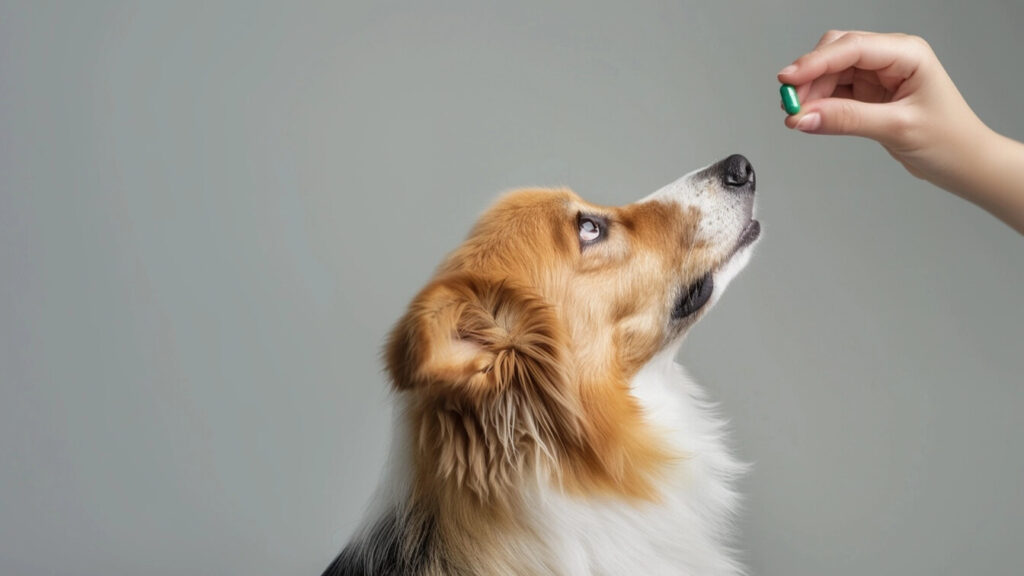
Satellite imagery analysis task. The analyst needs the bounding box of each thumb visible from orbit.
[786,98,903,143]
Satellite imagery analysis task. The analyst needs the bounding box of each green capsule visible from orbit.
[780,84,800,115]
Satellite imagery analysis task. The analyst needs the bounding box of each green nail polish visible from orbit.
[780,84,800,115]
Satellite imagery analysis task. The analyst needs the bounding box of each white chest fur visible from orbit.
[522,349,746,576]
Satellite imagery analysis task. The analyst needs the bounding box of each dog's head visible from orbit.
[388,154,759,504]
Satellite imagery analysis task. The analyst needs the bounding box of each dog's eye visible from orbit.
[578,216,603,244]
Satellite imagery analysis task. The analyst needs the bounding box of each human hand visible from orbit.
[777,30,996,195]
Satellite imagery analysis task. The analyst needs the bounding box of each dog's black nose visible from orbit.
[721,154,755,192]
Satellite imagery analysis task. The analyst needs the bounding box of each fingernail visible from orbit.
[778,64,798,76]
[795,112,821,132]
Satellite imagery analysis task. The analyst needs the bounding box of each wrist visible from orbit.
[919,116,996,202]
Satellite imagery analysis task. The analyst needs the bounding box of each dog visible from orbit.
[323,154,761,576]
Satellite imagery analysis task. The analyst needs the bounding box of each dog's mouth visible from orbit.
[671,218,760,321]
[672,272,714,320]
[735,219,761,252]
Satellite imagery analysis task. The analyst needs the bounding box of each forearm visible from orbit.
[939,128,1024,235]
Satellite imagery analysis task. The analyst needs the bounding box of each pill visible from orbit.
[780,84,800,115]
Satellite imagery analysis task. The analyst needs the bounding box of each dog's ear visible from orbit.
[387,273,585,501]
[386,274,567,396]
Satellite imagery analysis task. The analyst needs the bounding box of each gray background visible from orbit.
[2,1,1022,574]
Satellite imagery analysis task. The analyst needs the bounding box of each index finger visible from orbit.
[778,32,927,87]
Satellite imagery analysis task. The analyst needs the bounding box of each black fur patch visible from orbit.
[321,507,452,576]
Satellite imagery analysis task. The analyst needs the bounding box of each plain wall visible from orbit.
[2,1,1023,574]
